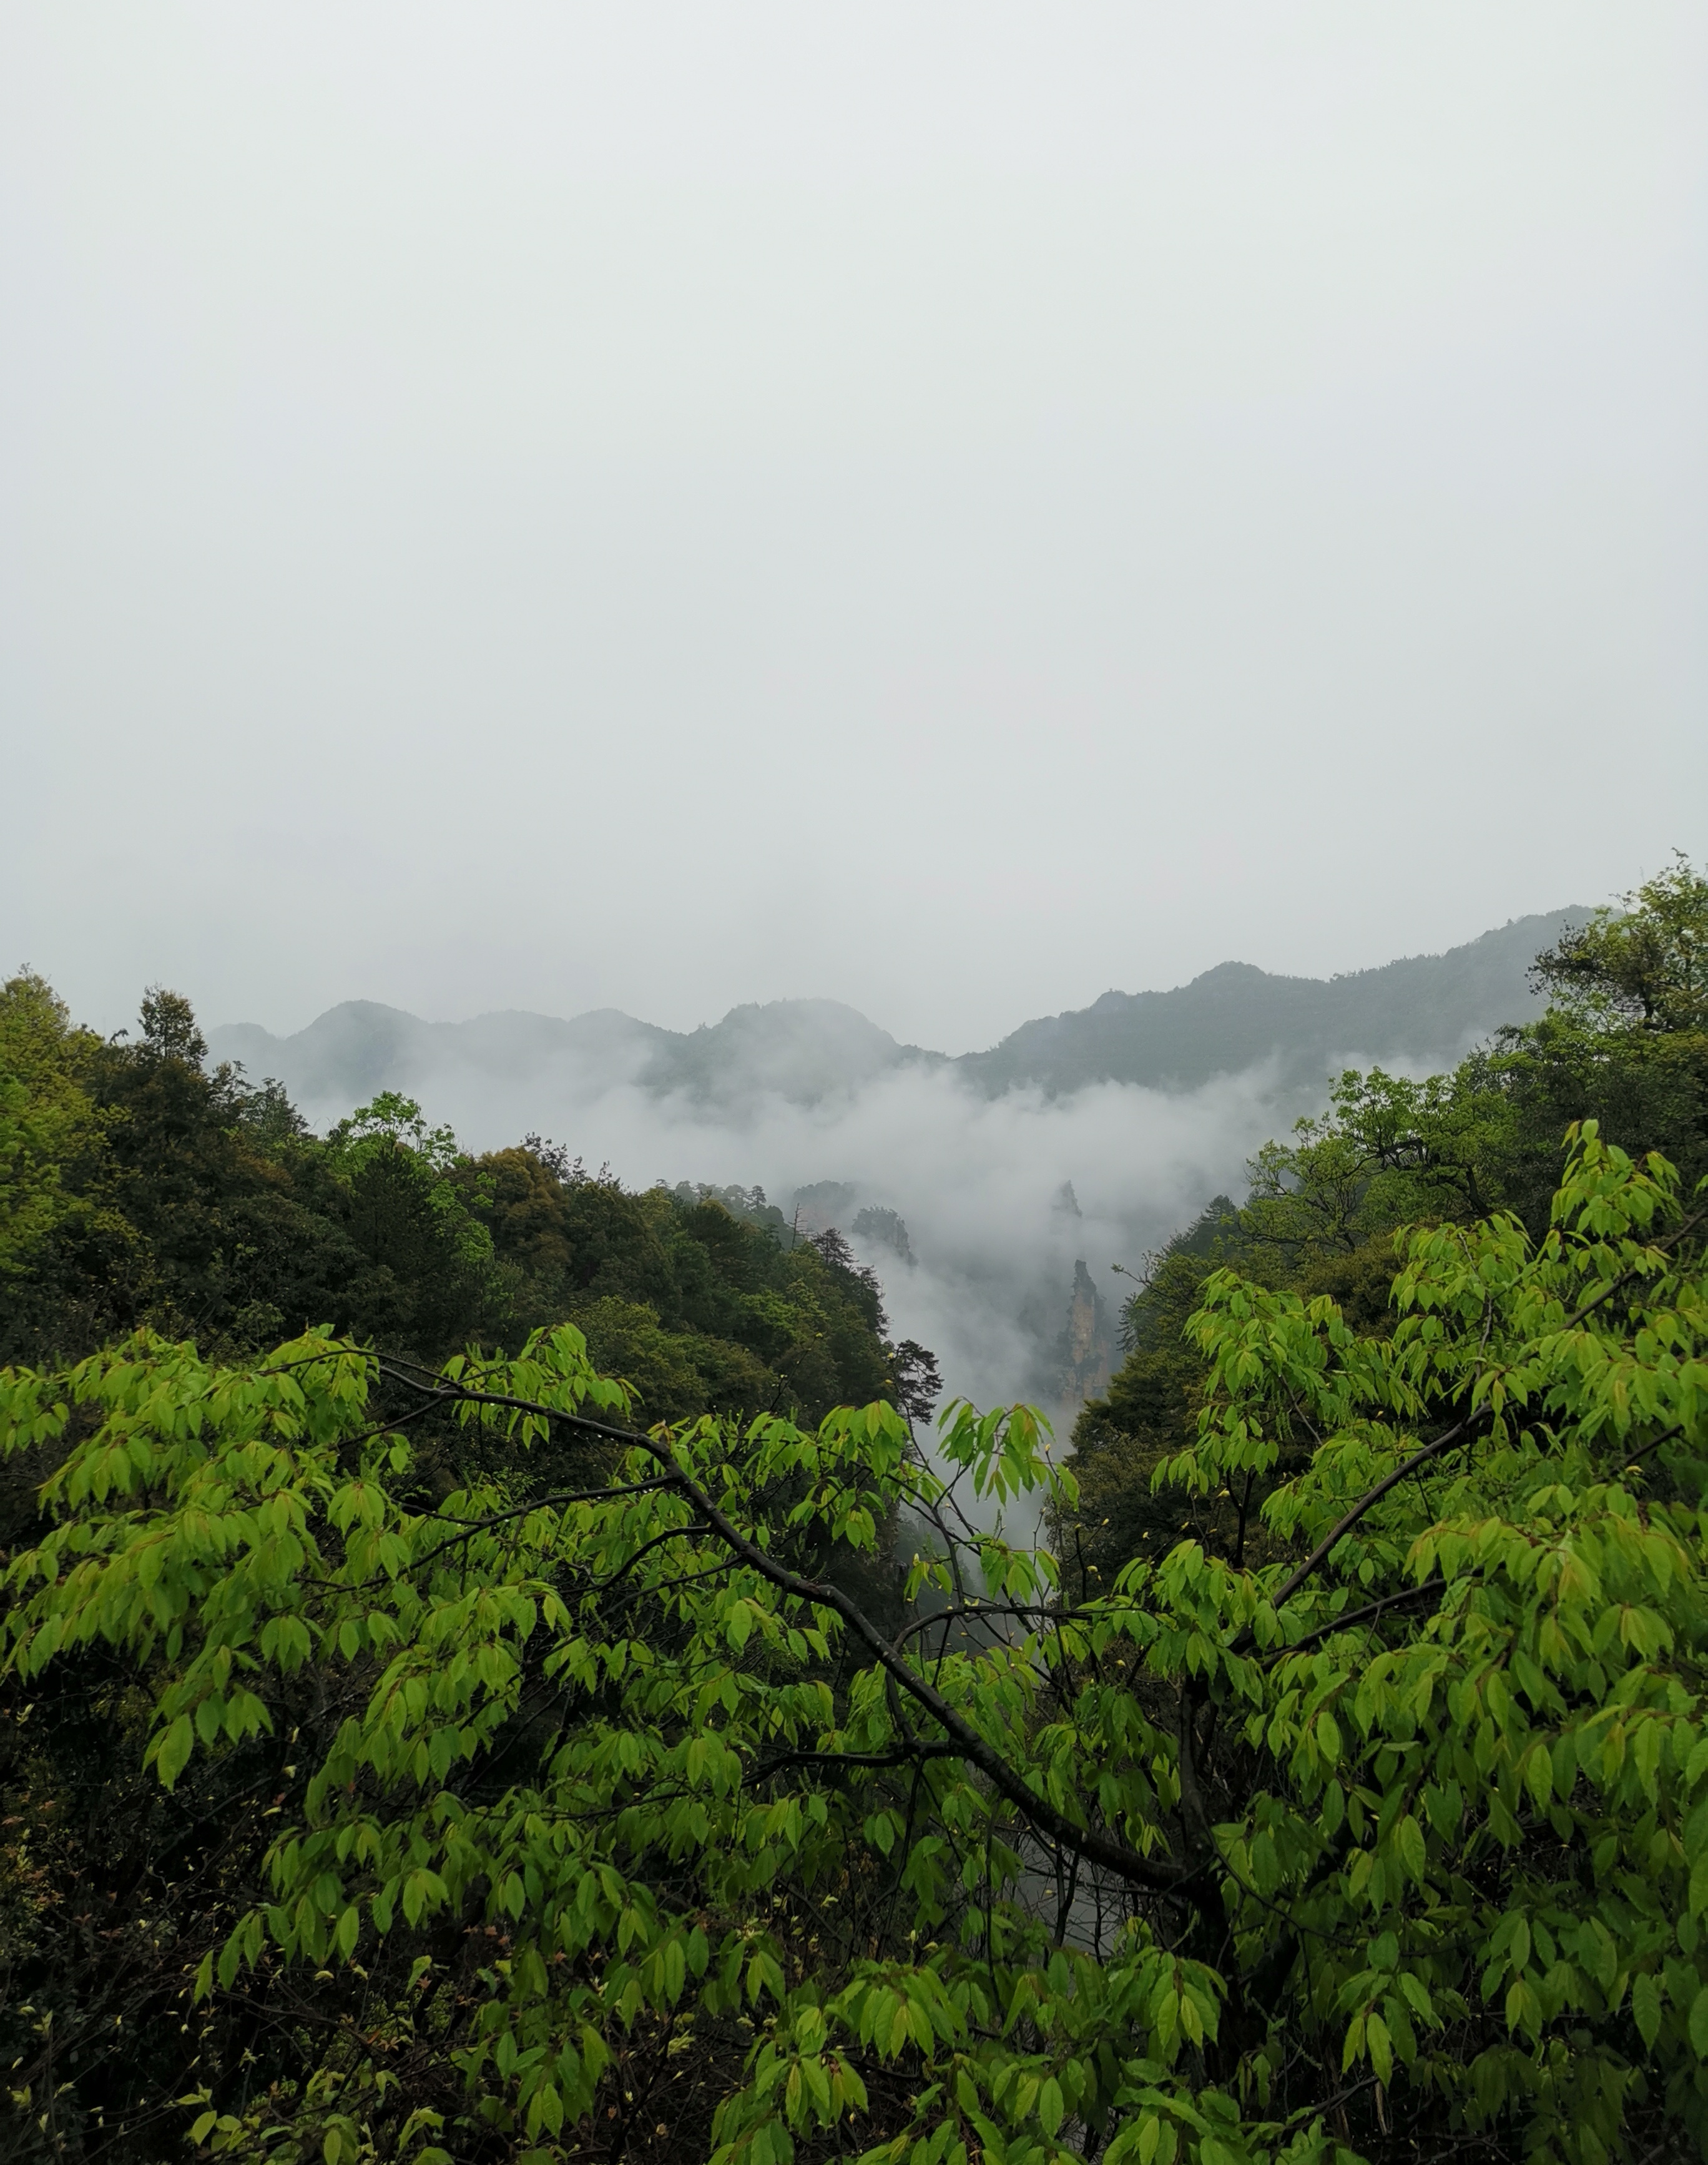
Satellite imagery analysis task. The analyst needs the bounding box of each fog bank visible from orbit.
[275,1051,1363,1421]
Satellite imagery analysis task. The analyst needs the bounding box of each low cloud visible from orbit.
[283,1054,1323,1420]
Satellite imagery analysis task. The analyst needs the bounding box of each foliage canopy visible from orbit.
[5,1121,1708,2165]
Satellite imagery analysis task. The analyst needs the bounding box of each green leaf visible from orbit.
[155,1714,193,1791]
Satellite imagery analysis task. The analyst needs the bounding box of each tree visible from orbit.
[1531,854,1708,1034]
[888,1338,943,1433]
[0,973,107,1286]
[6,1125,1708,2165]
[137,986,210,1068]
[324,1094,506,1357]
[466,1154,910,1428]
[1061,863,1708,1605]
[1239,1068,1511,1272]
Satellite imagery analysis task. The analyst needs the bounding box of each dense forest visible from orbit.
[2,857,1707,2165]
[0,981,939,1428]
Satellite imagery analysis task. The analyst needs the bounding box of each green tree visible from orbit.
[0,983,405,1363]
[6,1126,1708,2165]
[1455,860,1708,1239]
[0,973,109,1285]
[1531,853,1708,1033]
[1239,1066,1511,1274]
[1063,860,1708,1599]
[469,1147,908,1427]
[323,1094,505,1357]
[1057,1201,1244,1594]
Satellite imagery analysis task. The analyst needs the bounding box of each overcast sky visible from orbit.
[4,4,1705,1053]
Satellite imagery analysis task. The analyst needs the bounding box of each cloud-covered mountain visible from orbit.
[202,906,1586,1429]
[208,909,1583,1121]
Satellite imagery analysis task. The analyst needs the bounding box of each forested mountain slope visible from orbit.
[0,978,930,1430]
[957,909,1585,1094]
[209,908,1585,1116]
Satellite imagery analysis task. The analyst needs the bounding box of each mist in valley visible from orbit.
[206,914,1581,1423]
[235,1026,1421,1424]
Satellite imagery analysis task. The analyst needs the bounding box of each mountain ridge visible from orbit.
[957,912,1586,1096]
[207,908,1588,1121]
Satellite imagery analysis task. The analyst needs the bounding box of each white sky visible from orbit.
[4,3,1705,1052]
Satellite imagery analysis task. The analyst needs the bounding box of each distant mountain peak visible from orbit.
[955,908,1588,1097]
[207,906,1588,1124]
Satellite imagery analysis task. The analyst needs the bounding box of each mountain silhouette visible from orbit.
[207,908,1586,1119]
